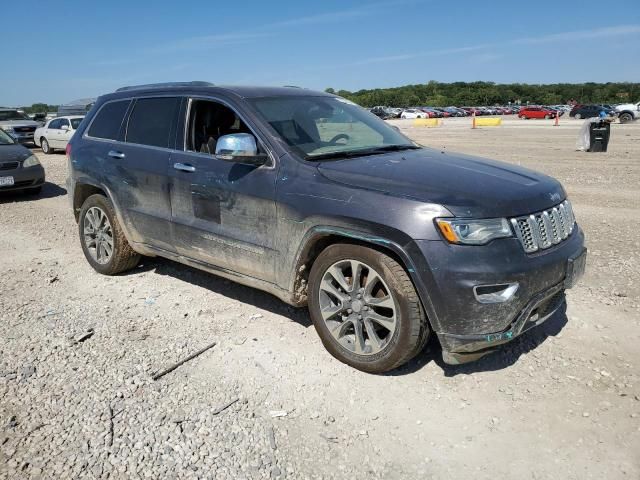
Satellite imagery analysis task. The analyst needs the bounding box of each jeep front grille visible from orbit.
[511,200,575,253]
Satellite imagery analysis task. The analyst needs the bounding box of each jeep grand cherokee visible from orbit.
[66,82,586,373]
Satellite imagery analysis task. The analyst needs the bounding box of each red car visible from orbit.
[518,107,557,119]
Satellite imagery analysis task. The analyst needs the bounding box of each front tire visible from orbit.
[308,244,429,373]
[575,113,582,120]
[41,138,52,154]
[78,194,140,275]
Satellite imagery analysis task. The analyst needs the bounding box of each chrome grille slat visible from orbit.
[511,200,576,253]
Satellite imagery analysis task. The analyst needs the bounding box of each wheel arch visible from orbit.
[73,181,108,222]
[289,226,442,331]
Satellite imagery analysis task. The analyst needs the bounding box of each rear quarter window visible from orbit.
[125,97,180,148]
[87,100,131,140]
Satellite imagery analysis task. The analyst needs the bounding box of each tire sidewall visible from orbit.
[308,244,417,373]
[78,194,121,275]
[41,138,49,154]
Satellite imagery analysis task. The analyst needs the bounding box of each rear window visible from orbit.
[87,100,131,140]
[125,97,180,148]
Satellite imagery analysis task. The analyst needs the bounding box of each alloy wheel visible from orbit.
[83,207,114,264]
[318,259,397,356]
[41,138,49,154]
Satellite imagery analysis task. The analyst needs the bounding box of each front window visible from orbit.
[250,96,416,160]
[0,110,30,121]
[0,129,15,145]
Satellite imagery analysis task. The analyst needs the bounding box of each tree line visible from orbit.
[325,81,639,107]
[18,103,60,114]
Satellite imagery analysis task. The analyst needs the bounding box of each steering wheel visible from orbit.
[327,133,350,146]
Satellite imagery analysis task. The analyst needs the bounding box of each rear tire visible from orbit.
[575,113,582,120]
[41,138,52,154]
[78,194,140,275]
[619,112,633,124]
[308,244,429,373]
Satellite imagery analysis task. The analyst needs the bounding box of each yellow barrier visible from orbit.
[413,118,441,127]
[474,118,502,127]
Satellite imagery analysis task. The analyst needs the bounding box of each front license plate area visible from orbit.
[0,176,15,187]
[565,248,587,288]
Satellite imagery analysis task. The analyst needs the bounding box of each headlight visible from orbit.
[436,217,512,245]
[23,154,41,168]
[1,126,14,133]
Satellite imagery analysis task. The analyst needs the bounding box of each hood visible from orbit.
[0,143,33,162]
[0,120,40,127]
[316,147,566,218]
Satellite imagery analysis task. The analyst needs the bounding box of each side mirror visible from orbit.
[215,133,267,166]
[61,125,69,131]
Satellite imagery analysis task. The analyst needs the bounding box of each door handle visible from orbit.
[108,150,126,159]
[173,162,196,172]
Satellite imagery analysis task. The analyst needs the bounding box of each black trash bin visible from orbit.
[588,121,610,152]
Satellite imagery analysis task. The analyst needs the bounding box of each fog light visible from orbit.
[473,283,519,304]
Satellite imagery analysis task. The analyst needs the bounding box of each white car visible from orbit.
[34,116,84,153]
[400,109,427,119]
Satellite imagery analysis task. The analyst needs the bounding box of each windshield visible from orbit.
[0,110,30,121]
[250,96,416,160]
[0,129,15,145]
[70,117,84,129]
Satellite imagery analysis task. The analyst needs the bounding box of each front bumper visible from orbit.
[438,281,567,364]
[412,226,586,364]
[0,165,45,192]
[3,130,36,145]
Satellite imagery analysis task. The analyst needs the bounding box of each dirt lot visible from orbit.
[1,116,639,479]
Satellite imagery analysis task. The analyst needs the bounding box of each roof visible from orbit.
[104,82,333,101]
[49,115,85,120]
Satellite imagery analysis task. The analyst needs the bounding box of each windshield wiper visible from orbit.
[309,144,420,161]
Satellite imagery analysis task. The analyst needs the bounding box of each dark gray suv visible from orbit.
[67,82,586,373]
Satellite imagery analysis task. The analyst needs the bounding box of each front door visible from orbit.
[169,98,278,283]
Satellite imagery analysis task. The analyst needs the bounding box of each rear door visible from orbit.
[46,119,61,146]
[108,96,181,253]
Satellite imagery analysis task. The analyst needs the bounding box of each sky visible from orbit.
[3,0,640,106]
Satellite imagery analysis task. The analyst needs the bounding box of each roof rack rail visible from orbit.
[115,81,215,92]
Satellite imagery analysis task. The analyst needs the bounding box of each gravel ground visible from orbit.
[1,116,639,479]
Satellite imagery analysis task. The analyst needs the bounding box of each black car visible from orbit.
[67,82,586,373]
[570,104,614,119]
[0,128,45,194]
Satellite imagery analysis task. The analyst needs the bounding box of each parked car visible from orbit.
[419,108,441,118]
[0,109,40,146]
[400,108,427,119]
[0,128,45,194]
[444,107,467,117]
[569,104,614,120]
[68,82,586,373]
[461,107,483,116]
[34,116,84,154]
[369,106,395,120]
[614,101,639,124]
[518,106,558,119]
